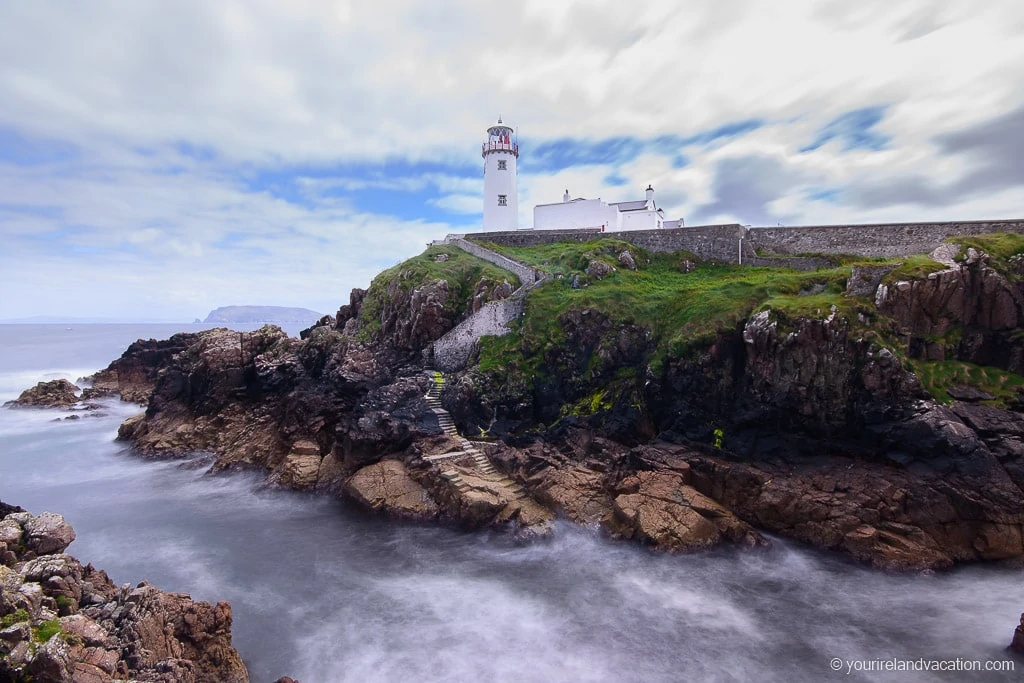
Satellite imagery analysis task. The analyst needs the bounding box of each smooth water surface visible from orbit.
[0,324,1020,682]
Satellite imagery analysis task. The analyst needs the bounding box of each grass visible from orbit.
[903,358,1024,405]
[948,233,1024,279]
[881,254,950,284]
[1,609,30,628]
[472,239,893,388]
[32,618,62,643]
[356,245,521,340]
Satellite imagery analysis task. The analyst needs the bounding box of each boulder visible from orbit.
[617,250,637,271]
[6,379,80,408]
[585,260,614,280]
[344,460,439,519]
[607,471,762,550]
[23,512,76,555]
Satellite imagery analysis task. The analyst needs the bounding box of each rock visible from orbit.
[86,333,201,404]
[0,509,249,683]
[679,258,697,273]
[946,385,995,402]
[23,512,76,555]
[434,253,450,262]
[6,379,80,408]
[585,260,614,280]
[1010,613,1024,653]
[277,453,322,490]
[618,250,637,271]
[344,460,439,519]
[606,471,763,550]
[846,265,896,297]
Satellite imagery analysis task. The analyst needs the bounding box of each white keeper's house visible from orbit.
[533,186,683,232]
[479,118,684,233]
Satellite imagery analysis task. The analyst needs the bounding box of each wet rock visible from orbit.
[6,379,80,408]
[607,470,763,550]
[344,460,439,519]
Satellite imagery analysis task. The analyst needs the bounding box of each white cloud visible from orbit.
[0,0,1022,319]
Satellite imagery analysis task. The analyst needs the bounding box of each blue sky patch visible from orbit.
[0,127,79,166]
[800,106,890,153]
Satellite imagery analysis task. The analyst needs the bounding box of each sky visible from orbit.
[1,1,1023,321]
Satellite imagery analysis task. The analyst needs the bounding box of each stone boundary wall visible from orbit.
[461,219,1024,265]
[745,220,1024,259]
[433,298,523,372]
[446,237,539,285]
[745,255,837,271]
[463,229,603,247]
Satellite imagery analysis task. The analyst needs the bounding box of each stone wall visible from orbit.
[433,298,523,372]
[461,219,1024,266]
[746,220,1024,259]
[464,229,603,247]
[447,238,540,285]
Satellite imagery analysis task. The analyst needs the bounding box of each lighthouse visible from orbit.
[482,118,518,232]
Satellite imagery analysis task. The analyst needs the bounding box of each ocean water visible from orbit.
[0,323,1021,682]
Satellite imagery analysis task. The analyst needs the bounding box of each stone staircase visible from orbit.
[421,371,526,499]
[430,238,550,372]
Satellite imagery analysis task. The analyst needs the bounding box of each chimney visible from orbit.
[563,189,570,203]
[645,184,654,206]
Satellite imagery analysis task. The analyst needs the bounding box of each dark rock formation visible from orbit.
[85,333,201,404]
[1010,614,1024,653]
[0,509,249,682]
[875,254,1024,371]
[40,239,1024,570]
[5,379,80,408]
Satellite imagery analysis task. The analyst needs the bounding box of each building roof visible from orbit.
[609,200,650,212]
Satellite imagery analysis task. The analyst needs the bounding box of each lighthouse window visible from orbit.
[497,195,507,206]
[497,160,507,170]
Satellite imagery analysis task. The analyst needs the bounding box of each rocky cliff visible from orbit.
[0,505,249,683]
[38,237,1024,570]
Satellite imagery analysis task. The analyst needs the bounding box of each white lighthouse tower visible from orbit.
[482,118,518,232]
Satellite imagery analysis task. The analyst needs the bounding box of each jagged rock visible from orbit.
[86,333,201,404]
[0,509,249,683]
[277,453,322,490]
[618,250,637,271]
[6,379,80,408]
[344,460,438,519]
[946,385,995,402]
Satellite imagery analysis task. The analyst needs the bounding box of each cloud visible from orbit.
[0,0,1022,319]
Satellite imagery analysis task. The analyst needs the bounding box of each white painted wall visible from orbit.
[534,198,617,231]
[620,209,663,231]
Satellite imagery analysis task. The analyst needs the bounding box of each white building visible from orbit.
[481,119,518,232]
[533,185,680,232]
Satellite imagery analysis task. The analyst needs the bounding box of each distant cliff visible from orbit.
[203,305,322,324]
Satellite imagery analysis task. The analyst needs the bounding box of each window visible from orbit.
[497,160,507,170]
[497,195,507,206]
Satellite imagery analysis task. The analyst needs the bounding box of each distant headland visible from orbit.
[202,305,323,324]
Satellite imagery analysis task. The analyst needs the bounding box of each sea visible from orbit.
[0,323,1020,682]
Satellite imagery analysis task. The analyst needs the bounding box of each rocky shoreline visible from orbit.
[8,241,1024,573]
[0,504,250,682]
